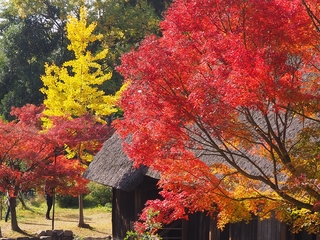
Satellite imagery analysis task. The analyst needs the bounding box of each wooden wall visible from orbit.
[111,177,318,240]
[112,188,135,240]
[111,176,160,240]
[210,217,317,240]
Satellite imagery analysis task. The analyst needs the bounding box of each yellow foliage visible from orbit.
[40,6,119,124]
[66,7,103,59]
[39,6,126,165]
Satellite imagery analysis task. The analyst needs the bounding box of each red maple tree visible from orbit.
[117,0,320,233]
[0,104,111,231]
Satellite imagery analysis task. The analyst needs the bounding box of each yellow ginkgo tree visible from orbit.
[40,6,125,227]
[41,6,121,121]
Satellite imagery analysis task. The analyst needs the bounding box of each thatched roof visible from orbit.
[84,112,317,192]
[84,131,275,192]
[83,133,159,192]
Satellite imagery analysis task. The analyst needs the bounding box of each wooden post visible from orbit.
[182,219,188,240]
[0,196,2,220]
[52,188,55,230]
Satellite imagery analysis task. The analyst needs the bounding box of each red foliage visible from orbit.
[117,0,320,232]
[0,104,111,196]
[11,104,45,127]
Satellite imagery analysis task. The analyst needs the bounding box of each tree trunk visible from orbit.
[77,194,89,228]
[77,194,90,228]
[10,197,21,232]
[0,196,2,220]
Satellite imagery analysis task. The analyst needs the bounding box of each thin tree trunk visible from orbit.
[77,146,89,228]
[78,194,84,227]
[52,190,55,230]
[0,196,2,220]
[77,194,89,228]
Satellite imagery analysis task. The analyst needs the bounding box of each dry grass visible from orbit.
[0,201,112,239]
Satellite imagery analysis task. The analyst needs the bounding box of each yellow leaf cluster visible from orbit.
[40,6,121,123]
[66,7,103,59]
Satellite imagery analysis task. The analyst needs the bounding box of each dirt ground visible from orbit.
[0,208,112,239]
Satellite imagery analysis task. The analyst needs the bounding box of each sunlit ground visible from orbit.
[0,201,112,238]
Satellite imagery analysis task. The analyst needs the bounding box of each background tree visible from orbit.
[117,0,320,234]
[0,0,169,120]
[40,6,124,227]
[0,104,90,231]
[88,0,164,95]
[0,0,69,120]
[9,0,82,20]
[42,111,113,229]
[40,6,116,119]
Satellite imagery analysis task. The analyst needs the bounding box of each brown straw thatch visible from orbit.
[84,112,317,192]
[83,133,159,192]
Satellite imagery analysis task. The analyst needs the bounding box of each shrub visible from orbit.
[84,182,112,207]
[57,194,78,208]
[55,182,112,208]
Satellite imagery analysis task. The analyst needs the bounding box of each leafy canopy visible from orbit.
[39,7,124,228]
[40,6,122,122]
[0,2,66,120]
[117,0,320,233]
[0,103,113,230]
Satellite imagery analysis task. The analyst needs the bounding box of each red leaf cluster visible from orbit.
[0,104,111,197]
[117,0,320,232]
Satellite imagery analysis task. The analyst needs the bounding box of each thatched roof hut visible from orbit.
[84,132,317,240]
